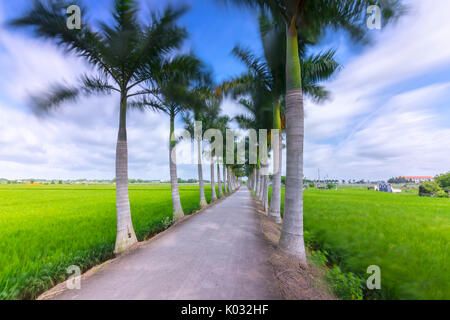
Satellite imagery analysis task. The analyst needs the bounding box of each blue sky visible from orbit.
[0,0,449,181]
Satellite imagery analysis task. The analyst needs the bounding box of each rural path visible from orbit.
[51,187,281,300]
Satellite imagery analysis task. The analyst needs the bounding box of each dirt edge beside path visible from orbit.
[252,193,336,300]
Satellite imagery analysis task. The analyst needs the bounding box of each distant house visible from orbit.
[376,183,402,193]
[398,176,433,183]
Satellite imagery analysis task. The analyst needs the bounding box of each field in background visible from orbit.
[272,187,449,299]
[0,184,220,299]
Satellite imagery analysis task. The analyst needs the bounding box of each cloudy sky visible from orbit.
[0,0,449,181]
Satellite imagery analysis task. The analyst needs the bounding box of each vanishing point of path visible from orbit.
[51,188,282,300]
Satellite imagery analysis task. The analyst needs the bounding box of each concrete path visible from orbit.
[52,188,281,300]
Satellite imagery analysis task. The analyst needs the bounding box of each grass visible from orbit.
[271,186,450,299]
[0,184,222,300]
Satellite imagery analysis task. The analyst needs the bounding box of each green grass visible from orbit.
[271,186,450,299]
[0,184,222,300]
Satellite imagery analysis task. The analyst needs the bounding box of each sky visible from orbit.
[0,0,449,181]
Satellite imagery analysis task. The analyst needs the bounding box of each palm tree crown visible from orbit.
[10,0,189,253]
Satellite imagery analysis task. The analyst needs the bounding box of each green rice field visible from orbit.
[0,184,219,299]
[1,185,448,300]
[273,187,450,299]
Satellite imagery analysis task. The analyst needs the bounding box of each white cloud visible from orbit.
[302,0,450,180]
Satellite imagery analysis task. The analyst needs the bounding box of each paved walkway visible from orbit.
[52,188,281,300]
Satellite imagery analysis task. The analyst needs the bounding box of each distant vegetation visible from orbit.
[388,177,412,184]
[0,178,204,185]
[435,172,450,190]
[419,172,450,198]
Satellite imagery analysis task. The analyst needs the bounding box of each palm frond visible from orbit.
[30,83,80,114]
[80,74,120,95]
[232,45,271,86]
[128,95,165,113]
[301,49,340,85]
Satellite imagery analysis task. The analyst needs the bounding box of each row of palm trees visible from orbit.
[10,0,404,261]
[220,0,404,264]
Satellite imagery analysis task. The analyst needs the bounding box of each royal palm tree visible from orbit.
[233,96,272,208]
[222,42,339,214]
[217,48,272,205]
[131,54,208,220]
[181,111,208,207]
[181,87,226,206]
[215,110,231,198]
[200,97,230,201]
[258,12,340,223]
[219,117,233,195]
[221,0,404,263]
[10,0,188,253]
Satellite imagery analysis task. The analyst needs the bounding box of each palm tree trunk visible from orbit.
[170,113,184,220]
[269,132,282,223]
[223,164,228,193]
[197,138,207,208]
[252,169,255,192]
[260,165,268,202]
[114,93,137,254]
[210,152,217,201]
[251,168,256,191]
[255,168,260,197]
[227,167,232,191]
[231,173,234,190]
[278,19,306,264]
[263,174,269,212]
[217,163,223,198]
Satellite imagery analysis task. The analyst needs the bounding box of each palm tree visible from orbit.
[219,118,234,195]
[233,96,272,208]
[215,109,231,198]
[10,0,187,253]
[201,97,230,201]
[258,12,340,223]
[181,88,228,205]
[217,48,273,206]
[217,162,224,198]
[181,112,208,208]
[222,43,339,214]
[221,0,404,264]
[132,54,208,220]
